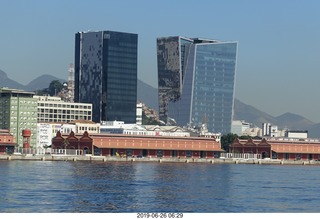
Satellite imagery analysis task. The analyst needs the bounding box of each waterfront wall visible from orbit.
[1,154,320,165]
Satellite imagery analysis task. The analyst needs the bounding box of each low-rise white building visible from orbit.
[231,120,251,136]
[285,130,308,139]
[34,95,92,123]
[242,127,263,137]
[100,121,146,135]
[69,120,100,134]
[143,125,191,137]
[270,125,278,137]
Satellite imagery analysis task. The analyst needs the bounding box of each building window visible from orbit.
[126,149,132,157]
[285,153,289,160]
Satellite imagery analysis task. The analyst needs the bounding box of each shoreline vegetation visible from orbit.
[1,154,320,166]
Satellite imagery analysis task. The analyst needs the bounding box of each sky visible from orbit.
[0,0,319,123]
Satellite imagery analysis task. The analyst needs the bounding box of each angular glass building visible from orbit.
[75,31,138,123]
[157,37,237,134]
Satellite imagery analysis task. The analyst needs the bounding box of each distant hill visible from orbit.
[1,68,320,138]
[233,99,277,125]
[275,112,314,130]
[25,74,66,91]
[308,123,320,138]
[137,79,158,110]
[0,69,66,92]
[0,69,25,90]
[233,99,315,129]
[234,100,319,138]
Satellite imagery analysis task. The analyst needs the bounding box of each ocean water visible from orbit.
[0,160,320,213]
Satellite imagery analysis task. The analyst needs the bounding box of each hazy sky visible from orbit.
[0,0,319,123]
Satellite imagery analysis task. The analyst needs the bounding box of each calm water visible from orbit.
[0,160,320,213]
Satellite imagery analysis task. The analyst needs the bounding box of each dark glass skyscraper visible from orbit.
[75,31,138,123]
[157,37,237,134]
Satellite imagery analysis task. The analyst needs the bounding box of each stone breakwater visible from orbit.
[1,154,320,165]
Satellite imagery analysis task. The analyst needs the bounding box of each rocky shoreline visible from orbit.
[1,154,320,166]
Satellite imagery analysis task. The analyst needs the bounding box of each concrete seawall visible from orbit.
[1,154,320,165]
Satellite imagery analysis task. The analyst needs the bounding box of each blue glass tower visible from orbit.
[157,37,237,134]
[75,31,138,123]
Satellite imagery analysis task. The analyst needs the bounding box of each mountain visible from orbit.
[275,112,314,130]
[0,69,66,92]
[274,112,320,138]
[137,79,158,110]
[308,123,320,138]
[25,74,66,91]
[233,99,315,129]
[233,99,278,125]
[0,69,25,90]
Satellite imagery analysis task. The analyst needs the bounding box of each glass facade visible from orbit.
[157,37,237,134]
[157,37,193,122]
[75,31,138,123]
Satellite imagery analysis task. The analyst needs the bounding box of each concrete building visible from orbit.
[136,102,143,125]
[231,120,251,136]
[0,88,37,147]
[285,130,308,139]
[67,63,75,102]
[99,121,194,137]
[270,125,278,137]
[100,121,146,135]
[157,36,238,134]
[74,30,138,123]
[242,127,263,137]
[143,125,190,137]
[231,120,243,136]
[262,123,271,136]
[262,123,280,137]
[69,120,100,134]
[35,95,92,123]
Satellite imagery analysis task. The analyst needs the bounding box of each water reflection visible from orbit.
[1,161,320,212]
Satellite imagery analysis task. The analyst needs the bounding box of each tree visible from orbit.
[142,111,161,125]
[239,135,251,139]
[220,133,238,152]
[48,80,64,96]
[35,89,47,96]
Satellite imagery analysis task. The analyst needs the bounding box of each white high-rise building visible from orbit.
[67,63,75,102]
[262,123,271,136]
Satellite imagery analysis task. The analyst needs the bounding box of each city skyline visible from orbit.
[0,0,319,123]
